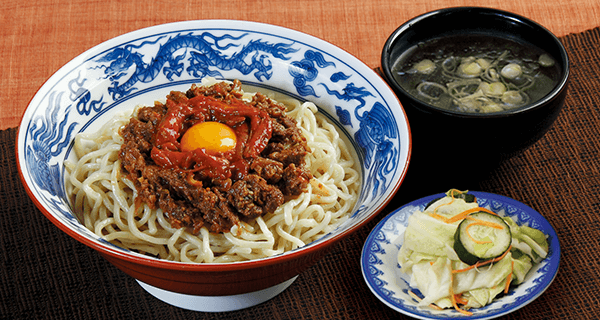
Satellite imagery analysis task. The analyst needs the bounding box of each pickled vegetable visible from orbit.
[454,212,512,265]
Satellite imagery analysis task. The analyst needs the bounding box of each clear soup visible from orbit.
[392,35,560,114]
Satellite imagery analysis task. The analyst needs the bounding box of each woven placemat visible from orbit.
[2,28,600,319]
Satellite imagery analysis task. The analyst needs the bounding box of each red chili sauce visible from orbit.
[119,80,312,233]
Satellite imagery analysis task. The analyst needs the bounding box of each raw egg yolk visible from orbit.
[180,121,237,154]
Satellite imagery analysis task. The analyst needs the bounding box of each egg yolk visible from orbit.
[180,121,237,154]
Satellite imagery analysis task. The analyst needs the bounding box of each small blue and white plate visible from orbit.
[361,191,560,320]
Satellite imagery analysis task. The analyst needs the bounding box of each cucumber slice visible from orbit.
[453,212,512,265]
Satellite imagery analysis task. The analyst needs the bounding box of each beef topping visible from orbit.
[119,80,312,233]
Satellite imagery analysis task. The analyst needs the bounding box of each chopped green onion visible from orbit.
[501,63,522,79]
[501,90,524,105]
[538,54,555,67]
[458,60,483,78]
[479,82,506,97]
[412,59,436,74]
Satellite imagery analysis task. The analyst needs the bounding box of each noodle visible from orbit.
[64,81,360,263]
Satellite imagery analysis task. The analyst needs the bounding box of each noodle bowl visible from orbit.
[18,20,410,307]
[65,79,361,263]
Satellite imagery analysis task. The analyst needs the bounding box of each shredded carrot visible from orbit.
[466,225,493,244]
[446,207,497,224]
[449,267,474,316]
[504,260,515,294]
[465,218,506,244]
[454,294,469,305]
[452,246,512,274]
[428,212,449,222]
[449,189,462,197]
[465,216,505,229]
[429,206,497,224]
[408,291,444,310]
[431,194,456,216]
[428,191,512,316]
[430,189,467,214]
[429,190,493,223]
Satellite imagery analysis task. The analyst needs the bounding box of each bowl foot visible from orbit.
[137,276,298,312]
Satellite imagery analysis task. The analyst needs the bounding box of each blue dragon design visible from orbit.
[26,91,77,203]
[289,50,335,97]
[68,72,106,116]
[322,83,398,199]
[95,32,299,100]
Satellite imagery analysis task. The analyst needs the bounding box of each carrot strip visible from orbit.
[431,196,456,216]
[454,294,468,305]
[428,190,491,223]
[465,216,505,229]
[449,267,474,316]
[408,291,444,310]
[446,207,497,224]
[466,224,493,244]
[429,212,450,222]
[504,260,515,294]
[448,189,462,197]
[430,204,499,224]
[429,189,466,215]
[452,246,512,274]
[465,218,506,244]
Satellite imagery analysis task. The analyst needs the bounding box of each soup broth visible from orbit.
[391,35,560,114]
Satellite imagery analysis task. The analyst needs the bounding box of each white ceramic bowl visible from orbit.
[17,20,411,311]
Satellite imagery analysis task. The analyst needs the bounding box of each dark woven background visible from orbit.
[1,28,599,320]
